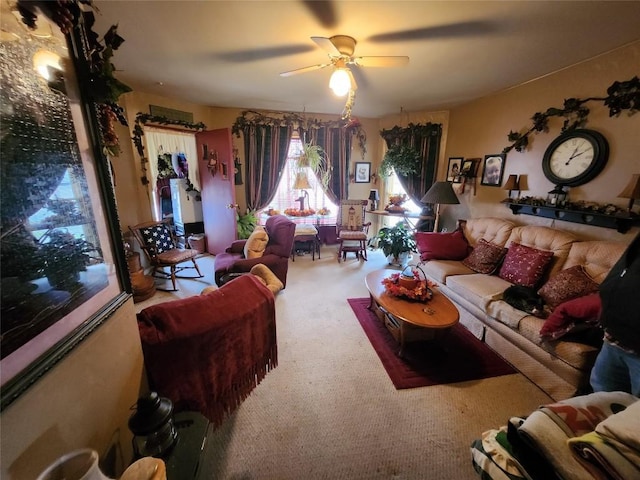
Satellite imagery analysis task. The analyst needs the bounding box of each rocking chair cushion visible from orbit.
[339,230,367,241]
[156,248,199,264]
[140,224,175,254]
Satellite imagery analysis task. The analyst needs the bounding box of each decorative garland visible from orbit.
[17,1,132,157]
[231,110,367,157]
[503,76,640,154]
[511,196,625,216]
[132,113,206,195]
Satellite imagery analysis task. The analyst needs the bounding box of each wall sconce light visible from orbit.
[502,174,519,202]
[368,189,380,211]
[618,173,640,213]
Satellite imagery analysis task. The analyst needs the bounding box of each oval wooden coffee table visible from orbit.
[364,269,459,357]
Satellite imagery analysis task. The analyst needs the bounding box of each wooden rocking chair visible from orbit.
[336,199,371,262]
[129,219,203,291]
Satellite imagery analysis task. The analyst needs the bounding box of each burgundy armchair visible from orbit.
[214,214,296,287]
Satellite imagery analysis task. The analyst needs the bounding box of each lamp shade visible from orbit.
[502,174,519,191]
[420,181,460,205]
[517,174,529,191]
[368,189,380,201]
[293,172,312,190]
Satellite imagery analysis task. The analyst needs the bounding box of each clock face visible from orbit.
[542,129,608,187]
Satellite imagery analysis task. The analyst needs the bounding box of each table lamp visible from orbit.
[618,173,640,213]
[502,174,520,201]
[420,181,460,232]
[293,172,311,211]
[368,189,380,211]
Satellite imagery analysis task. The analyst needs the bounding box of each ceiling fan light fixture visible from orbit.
[329,68,351,97]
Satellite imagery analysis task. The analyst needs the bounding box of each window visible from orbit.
[385,172,422,214]
[263,136,337,224]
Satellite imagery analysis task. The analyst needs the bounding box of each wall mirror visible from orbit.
[0,1,129,409]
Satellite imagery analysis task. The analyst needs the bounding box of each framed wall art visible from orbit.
[0,3,130,410]
[446,157,463,182]
[355,162,371,183]
[481,154,506,186]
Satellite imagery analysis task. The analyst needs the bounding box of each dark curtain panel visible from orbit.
[300,126,353,203]
[243,124,293,211]
[380,123,443,203]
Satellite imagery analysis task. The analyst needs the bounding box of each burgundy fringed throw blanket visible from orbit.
[137,275,277,427]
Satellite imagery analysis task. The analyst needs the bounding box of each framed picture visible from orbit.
[0,6,130,410]
[461,158,480,178]
[446,157,463,182]
[481,154,507,186]
[355,162,371,183]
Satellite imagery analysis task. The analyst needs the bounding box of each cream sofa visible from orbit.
[421,218,627,400]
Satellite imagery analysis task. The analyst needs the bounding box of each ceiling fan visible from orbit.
[279,35,409,96]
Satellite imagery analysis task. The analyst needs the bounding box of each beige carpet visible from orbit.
[135,246,552,479]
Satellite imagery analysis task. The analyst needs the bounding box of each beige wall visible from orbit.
[439,41,640,242]
[1,298,144,479]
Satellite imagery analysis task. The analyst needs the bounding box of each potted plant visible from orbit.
[375,221,417,267]
[237,209,258,239]
[38,229,97,290]
[296,142,331,189]
[379,144,422,177]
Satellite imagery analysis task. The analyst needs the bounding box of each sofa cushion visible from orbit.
[486,300,531,329]
[538,265,600,308]
[462,238,508,274]
[244,228,269,259]
[421,259,475,284]
[540,293,602,340]
[460,218,515,247]
[499,242,554,288]
[562,240,627,283]
[415,229,469,261]
[446,273,512,311]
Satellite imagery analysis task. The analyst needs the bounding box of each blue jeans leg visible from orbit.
[590,341,640,396]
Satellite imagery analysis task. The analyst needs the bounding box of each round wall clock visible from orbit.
[541,129,609,187]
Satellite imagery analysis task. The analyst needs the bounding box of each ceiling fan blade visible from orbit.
[353,56,409,67]
[311,36,341,56]
[368,21,494,43]
[301,0,338,28]
[216,44,315,63]
[280,63,331,77]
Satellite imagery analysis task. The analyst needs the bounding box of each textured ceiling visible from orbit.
[89,1,640,119]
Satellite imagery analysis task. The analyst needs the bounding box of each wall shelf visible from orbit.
[506,203,640,233]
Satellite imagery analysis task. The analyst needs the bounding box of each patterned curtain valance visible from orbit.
[232,110,367,156]
[380,122,441,144]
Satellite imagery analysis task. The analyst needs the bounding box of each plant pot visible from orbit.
[387,252,412,268]
[46,268,81,290]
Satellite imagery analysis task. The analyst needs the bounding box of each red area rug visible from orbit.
[348,297,516,389]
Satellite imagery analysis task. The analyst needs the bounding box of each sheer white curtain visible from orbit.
[143,127,200,220]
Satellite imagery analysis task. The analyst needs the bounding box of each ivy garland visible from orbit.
[132,113,206,195]
[503,76,640,154]
[17,0,132,157]
[231,110,368,158]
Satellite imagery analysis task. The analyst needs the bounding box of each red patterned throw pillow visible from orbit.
[415,229,470,261]
[540,293,602,340]
[498,242,554,288]
[462,238,507,274]
[537,265,600,308]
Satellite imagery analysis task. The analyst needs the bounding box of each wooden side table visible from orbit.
[127,252,156,303]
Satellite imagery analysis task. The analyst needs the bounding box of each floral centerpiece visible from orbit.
[381,266,436,302]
